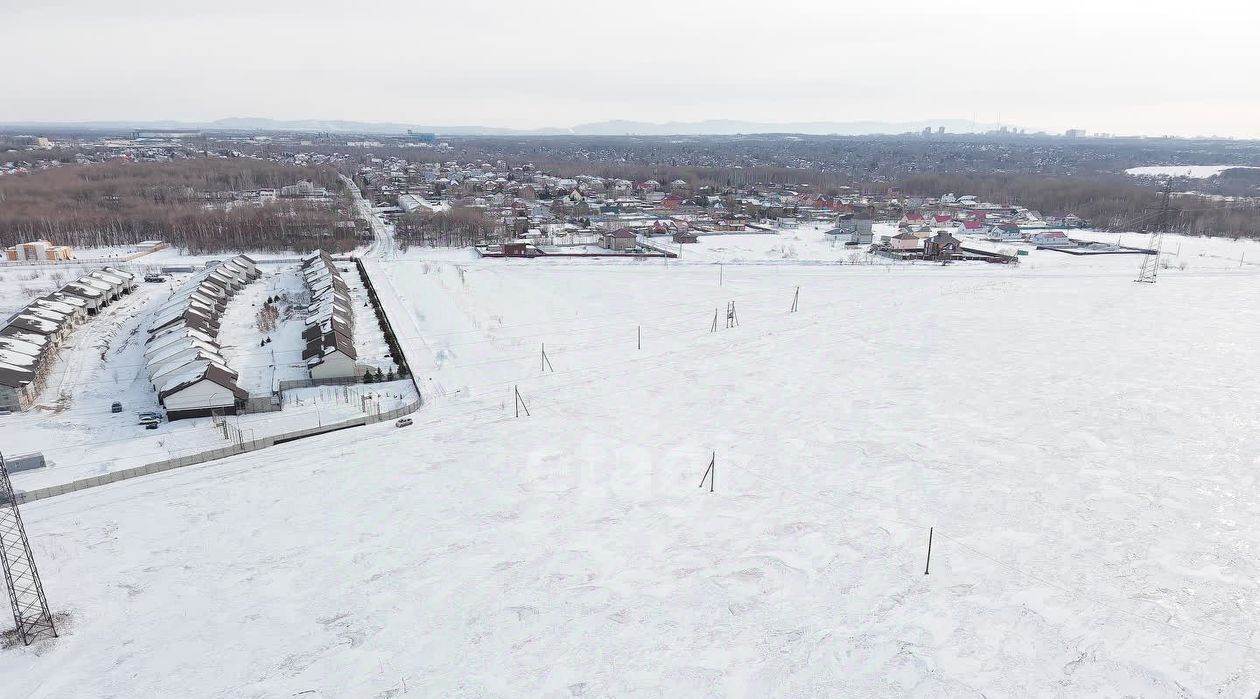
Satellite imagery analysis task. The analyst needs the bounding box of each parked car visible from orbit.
[143,274,167,283]
[137,411,162,422]
[395,417,413,428]
[111,401,123,413]
[144,421,160,430]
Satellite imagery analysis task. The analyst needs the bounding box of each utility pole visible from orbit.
[514,386,530,417]
[924,527,934,575]
[0,452,57,645]
[540,343,554,372]
[698,452,715,492]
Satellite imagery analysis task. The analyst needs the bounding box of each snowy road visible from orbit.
[344,173,430,396]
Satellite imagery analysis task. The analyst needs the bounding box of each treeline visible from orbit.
[533,160,854,193]
[898,173,1260,238]
[0,159,355,252]
[394,208,497,249]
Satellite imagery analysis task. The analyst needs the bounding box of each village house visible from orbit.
[956,219,989,236]
[889,231,923,251]
[713,218,748,232]
[602,228,638,252]
[989,223,1023,241]
[899,211,926,226]
[1029,230,1072,247]
[924,231,964,260]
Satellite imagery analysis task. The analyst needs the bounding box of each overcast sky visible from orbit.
[4,0,1259,137]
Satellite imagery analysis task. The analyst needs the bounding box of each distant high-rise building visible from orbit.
[936,126,945,135]
[1065,128,1086,138]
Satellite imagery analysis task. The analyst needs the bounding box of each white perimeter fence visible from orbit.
[15,399,421,504]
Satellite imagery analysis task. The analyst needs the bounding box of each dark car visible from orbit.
[111,401,123,413]
[144,274,167,283]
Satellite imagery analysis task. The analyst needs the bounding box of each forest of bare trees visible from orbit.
[898,173,1260,237]
[393,208,497,249]
[0,159,361,253]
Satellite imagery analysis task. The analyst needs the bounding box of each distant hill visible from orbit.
[568,119,994,136]
[0,117,999,137]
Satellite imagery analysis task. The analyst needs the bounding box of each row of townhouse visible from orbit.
[143,256,260,420]
[0,267,137,411]
[299,251,358,380]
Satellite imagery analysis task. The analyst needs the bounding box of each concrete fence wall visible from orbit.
[15,399,421,505]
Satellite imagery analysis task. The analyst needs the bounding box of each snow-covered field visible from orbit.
[1125,165,1260,178]
[218,264,311,394]
[668,224,888,264]
[3,231,1259,697]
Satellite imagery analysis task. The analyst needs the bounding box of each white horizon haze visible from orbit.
[3,0,1259,139]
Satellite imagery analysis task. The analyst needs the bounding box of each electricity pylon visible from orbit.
[1135,180,1175,284]
[0,452,57,645]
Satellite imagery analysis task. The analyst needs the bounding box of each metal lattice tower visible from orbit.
[1135,180,1175,284]
[0,453,57,646]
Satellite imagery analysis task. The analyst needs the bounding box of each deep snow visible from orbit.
[2,235,1260,697]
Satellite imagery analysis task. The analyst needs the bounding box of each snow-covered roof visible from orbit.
[0,327,48,349]
[47,293,87,308]
[76,277,114,293]
[0,347,39,367]
[0,361,34,388]
[61,282,103,299]
[9,314,60,334]
[0,334,44,355]
[148,325,216,349]
[22,305,69,325]
[102,266,136,281]
[88,271,126,287]
[156,362,248,403]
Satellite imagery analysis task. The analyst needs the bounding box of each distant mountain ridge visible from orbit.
[0,117,999,136]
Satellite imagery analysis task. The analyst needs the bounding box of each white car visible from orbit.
[395,417,413,428]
